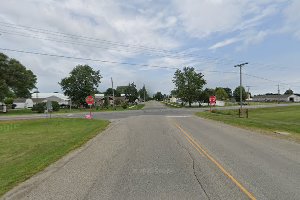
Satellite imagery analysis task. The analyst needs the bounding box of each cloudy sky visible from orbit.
[0,0,299,95]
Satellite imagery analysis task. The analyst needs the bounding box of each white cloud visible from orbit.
[173,0,243,38]
[0,0,299,95]
[209,37,241,50]
[283,0,300,39]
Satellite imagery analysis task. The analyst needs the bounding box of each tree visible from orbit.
[233,86,247,102]
[170,89,178,97]
[215,87,228,100]
[284,89,294,95]
[104,88,120,97]
[173,67,206,107]
[0,53,37,101]
[116,86,128,95]
[124,82,138,103]
[223,87,232,99]
[197,88,215,104]
[138,85,149,101]
[59,65,102,106]
[154,92,164,101]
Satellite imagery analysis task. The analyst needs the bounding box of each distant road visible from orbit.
[3,101,300,199]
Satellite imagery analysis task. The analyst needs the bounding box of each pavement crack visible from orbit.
[169,128,210,200]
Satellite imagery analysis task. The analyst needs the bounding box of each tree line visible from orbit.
[1,52,296,109]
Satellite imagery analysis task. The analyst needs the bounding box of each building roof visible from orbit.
[31,93,69,100]
[253,94,292,99]
[13,98,28,103]
[95,94,105,98]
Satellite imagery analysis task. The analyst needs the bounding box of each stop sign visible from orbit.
[209,96,216,105]
[86,96,94,105]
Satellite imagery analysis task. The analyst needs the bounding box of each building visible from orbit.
[13,98,34,109]
[94,94,127,106]
[31,93,70,105]
[252,94,300,102]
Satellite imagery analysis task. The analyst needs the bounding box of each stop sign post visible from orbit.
[209,96,216,111]
[86,96,94,118]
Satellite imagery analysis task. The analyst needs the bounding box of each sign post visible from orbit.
[209,96,216,112]
[85,96,94,119]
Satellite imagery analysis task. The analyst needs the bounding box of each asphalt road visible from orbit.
[2,101,300,199]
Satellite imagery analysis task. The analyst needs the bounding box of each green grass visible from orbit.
[0,118,109,196]
[196,106,300,137]
[0,109,35,116]
[128,104,145,110]
[0,104,145,116]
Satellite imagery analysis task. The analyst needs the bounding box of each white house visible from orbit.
[13,98,34,109]
[31,93,70,105]
[170,96,177,103]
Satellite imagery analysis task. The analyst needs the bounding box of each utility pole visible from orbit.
[111,77,115,109]
[234,62,248,117]
[143,84,146,103]
[277,84,280,104]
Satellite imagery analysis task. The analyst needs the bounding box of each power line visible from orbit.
[1,21,291,73]
[0,21,238,66]
[0,47,178,70]
[0,21,295,73]
[0,47,295,87]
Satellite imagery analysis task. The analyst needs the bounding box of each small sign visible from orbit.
[86,96,94,105]
[209,96,216,105]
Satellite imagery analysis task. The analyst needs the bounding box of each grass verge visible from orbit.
[0,104,145,116]
[0,118,109,196]
[196,106,300,140]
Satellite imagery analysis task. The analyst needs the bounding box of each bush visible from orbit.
[32,102,46,113]
[122,102,128,109]
[51,101,60,111]
[115,99,123,106]
[4,98,14,105]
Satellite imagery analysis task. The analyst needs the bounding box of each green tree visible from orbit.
[284,89,293,95]
[223,87,232,98]
[198,88,215,103]
[233,86,247,102]
[215,87,229,100]
[170,89,178,97]
[104,88,120,97]
[138,85,149,101]
[154,92,164,101]
[0,53,37,101]
[116,86,128,95]
[173,67,206,107]
[4,97,14,105]
[124,82,138,103]
[59,65,102,106]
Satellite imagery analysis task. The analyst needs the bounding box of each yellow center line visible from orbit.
[174,122,256,200]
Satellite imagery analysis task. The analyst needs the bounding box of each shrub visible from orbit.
[32,102,46,113]
[51,101,60,111]
[122,102,128,109]
[4,98,14,105]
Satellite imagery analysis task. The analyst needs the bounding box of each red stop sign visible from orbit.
[209,96,216,105]
[86,96,94,105]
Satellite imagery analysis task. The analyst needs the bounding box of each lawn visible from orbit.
[196,106,300,137]
[0,104,145,116]
[0,118,109,196]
